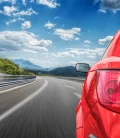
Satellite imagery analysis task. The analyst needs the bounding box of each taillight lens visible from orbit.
[97,70,120,112]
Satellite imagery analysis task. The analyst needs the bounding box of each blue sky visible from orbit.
[0,0,119,67]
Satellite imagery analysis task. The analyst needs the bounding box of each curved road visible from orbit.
[0,77,83,138]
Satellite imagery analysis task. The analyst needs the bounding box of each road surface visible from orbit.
[0,77,83,138]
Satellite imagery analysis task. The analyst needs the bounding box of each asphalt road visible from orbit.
[0,77,83,138]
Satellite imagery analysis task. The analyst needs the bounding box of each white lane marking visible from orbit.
[0,80,48,122]
[74,92,81,99]
[0,79,37,95]
[50,77,83,84]
[64,85,76,90]
[37,77,42,80]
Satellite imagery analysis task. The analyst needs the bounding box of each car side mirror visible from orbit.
[75,63,90,73]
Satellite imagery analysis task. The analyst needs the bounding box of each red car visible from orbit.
[76,31,120,138]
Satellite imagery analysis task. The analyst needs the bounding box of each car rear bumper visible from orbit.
[76,102,120,138]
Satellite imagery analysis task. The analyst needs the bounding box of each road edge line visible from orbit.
[0,79,48,122]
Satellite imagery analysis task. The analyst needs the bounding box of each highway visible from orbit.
[0,77,83,138]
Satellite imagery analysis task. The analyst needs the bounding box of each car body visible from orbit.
[76,31,120,138]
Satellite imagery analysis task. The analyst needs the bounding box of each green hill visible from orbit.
[0,58,32,75]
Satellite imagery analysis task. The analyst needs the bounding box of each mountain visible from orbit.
[12,59,44,71]
[12,59,86,77]
[0,58,32,75]
[12,59,55,71]
[45,67,55,71]
[48,66,86,77]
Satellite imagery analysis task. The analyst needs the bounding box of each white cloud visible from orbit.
[3,6,18,16]
[98,36,113,45]
[37,0,60,8]
[54,28,81,40]
[68,61,77,66]
[52,52,75,58]
[23,47,48,53]
[23,49,37,53]
[0,7,37,18]
[69,48,105,58]
[69,49,85,56]
[0,31,52,53]
[84,40,91,44]
[13,8,38,17]
[51,48,105,62]
[6,17,25,25]
[98,9,107,13]
[0,10,2,14]
[95,0,120,12]
[6,19,17,25]
[44,21,56,29]
[0,0,16,4]
[75,37,80,41]
[22,21,31,29]
[54,16,59,19]
[30,0,34,2]
[38,39,53,47]
[22,0,26,6]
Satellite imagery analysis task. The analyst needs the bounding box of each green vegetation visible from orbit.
[0,58,32,75]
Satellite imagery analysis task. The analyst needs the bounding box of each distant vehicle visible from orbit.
[76,31,120,138]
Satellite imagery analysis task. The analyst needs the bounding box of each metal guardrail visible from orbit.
[0,75,36,91]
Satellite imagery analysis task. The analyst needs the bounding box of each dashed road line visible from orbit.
[64,85,76,90]
[74,92,81,99]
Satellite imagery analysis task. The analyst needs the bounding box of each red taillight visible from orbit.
[97,70,120,112]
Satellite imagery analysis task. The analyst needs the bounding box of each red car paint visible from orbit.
[76,31,120,138]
